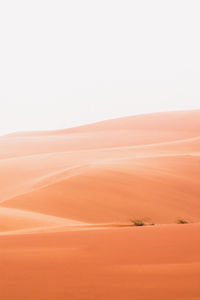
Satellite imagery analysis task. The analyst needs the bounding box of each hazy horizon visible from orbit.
[1,107,200,137]
[0,0,200,135]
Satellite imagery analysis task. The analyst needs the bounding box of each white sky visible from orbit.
[0,0,199,135]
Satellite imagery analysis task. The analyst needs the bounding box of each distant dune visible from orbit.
[0,110,200,299]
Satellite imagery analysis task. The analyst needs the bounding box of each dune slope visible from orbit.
[0,110,200,300]
[0,110,199,228]
[2,154,200,224]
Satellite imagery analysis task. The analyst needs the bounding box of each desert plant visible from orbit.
[177,219,188,224]
[131,219,145,226]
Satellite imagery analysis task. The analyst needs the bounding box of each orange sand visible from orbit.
[0,225,200,300]
[0,110,200,299]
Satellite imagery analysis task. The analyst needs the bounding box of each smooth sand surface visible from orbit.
[0,110,200,299]
[0,224,200,300]
[2,155,200,224]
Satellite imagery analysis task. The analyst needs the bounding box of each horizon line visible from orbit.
[1,108,200,138]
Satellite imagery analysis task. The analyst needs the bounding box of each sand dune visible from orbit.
[1,110,199,159]
[0,137,199,204]
[0,110,200,226]
[2,154,200,224]
[5,109,200,137]
[0,110,200,299]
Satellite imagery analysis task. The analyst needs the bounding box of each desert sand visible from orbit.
[0,110,200,299]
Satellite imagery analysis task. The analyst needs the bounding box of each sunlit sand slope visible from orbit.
[2,154,200,224]
[0,206,86,234]
[0,110,199,231]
